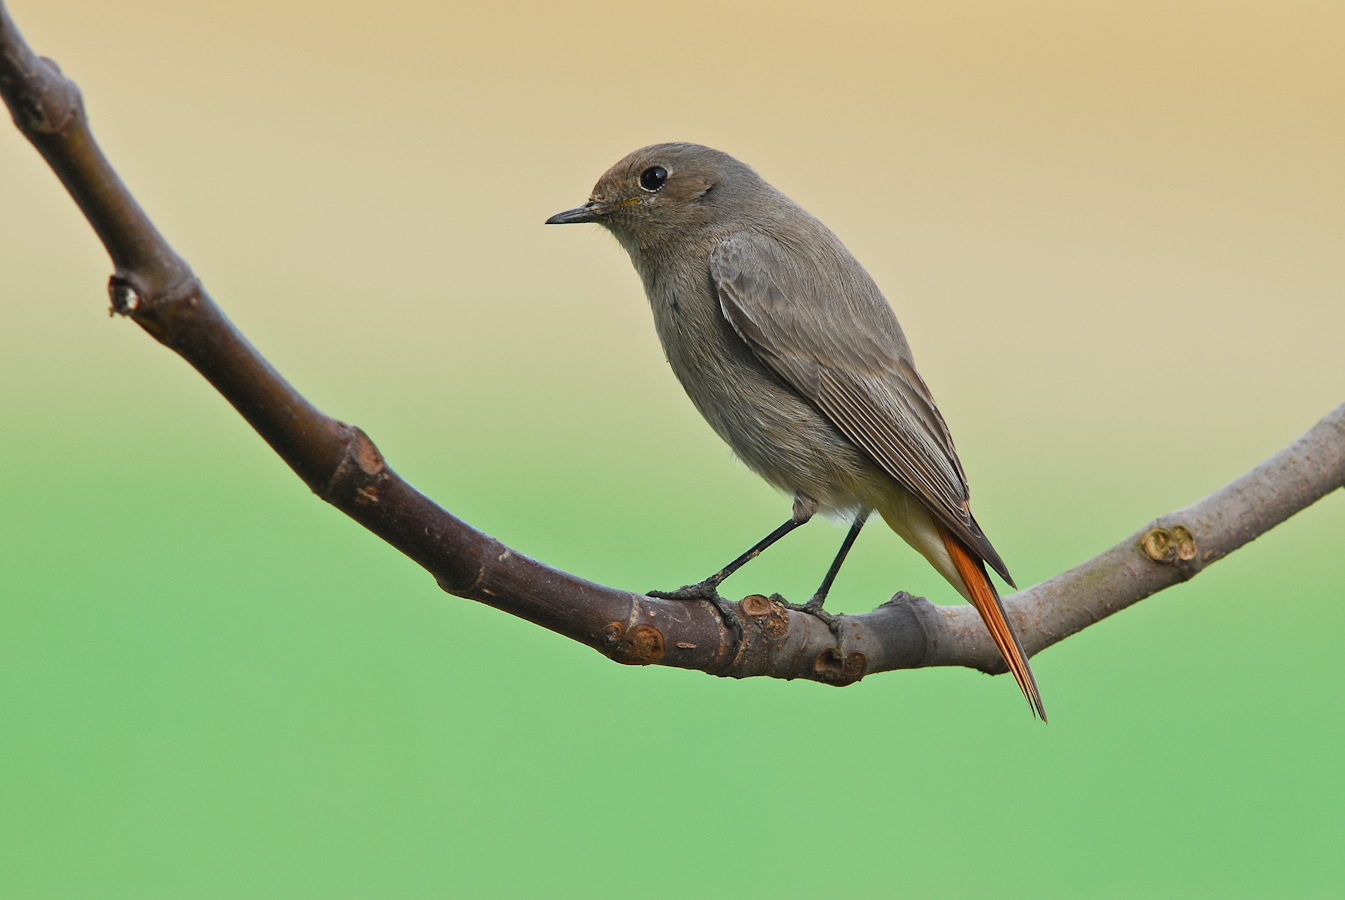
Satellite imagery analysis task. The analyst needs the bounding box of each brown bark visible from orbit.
[4,1,1342,688]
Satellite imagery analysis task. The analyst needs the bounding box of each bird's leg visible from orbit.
[648,494,818,637]
[811,509,869,606]
[781,509,869,633]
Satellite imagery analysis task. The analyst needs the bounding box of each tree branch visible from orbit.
[4,1,1342,686]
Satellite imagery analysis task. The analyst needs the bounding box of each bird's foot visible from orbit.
[647,579,722,602]
[648,581,743,642]
[775,593,844,634]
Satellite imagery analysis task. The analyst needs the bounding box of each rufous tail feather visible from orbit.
[938,524,1047,722]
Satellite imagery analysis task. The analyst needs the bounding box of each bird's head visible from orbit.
[546,143,761,253]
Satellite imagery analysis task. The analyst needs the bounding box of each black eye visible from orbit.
[639,165,668,192]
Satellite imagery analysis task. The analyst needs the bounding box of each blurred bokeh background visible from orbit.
[2,0,1342,896]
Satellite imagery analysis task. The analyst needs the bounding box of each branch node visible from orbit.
[3,50,81,136]
[107,272,204,347]
[745,594,791,638]
[109,280,139,314]
[879,590,922,610]
[108,273,146,316]
[740,593,772,617]
[603,621,665,666]
[1140,523,1199,564]
[813,647,867,686]
[323,426,389,502]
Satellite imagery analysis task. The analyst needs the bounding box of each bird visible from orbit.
[546,143,1045,720]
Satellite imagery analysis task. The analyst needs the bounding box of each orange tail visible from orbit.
[939,526,1047,722]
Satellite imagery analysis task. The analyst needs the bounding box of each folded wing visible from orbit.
[710,230,1014,586]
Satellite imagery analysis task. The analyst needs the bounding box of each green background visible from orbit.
[2,1,1342,896]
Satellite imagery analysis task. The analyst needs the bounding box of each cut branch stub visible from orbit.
[1140,524,1198,563]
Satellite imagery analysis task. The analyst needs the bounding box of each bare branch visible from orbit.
[3,1,1341,687]
[919,404,1345,673]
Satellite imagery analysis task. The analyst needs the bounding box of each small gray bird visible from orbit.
[547,143,1045,720]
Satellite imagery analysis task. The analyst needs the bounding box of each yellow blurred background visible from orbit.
[1,0,1342,896]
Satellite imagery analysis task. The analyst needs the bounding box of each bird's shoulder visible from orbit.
[708,226,911,376]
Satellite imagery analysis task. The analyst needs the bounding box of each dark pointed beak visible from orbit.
[545,201,603,225]
[546,197,639,225]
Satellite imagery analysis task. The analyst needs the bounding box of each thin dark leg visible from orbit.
[706,516,808,588]
[648,515,805,601]
[647,504,813,639]
[811,511,868,606]
[782,509,869,632]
